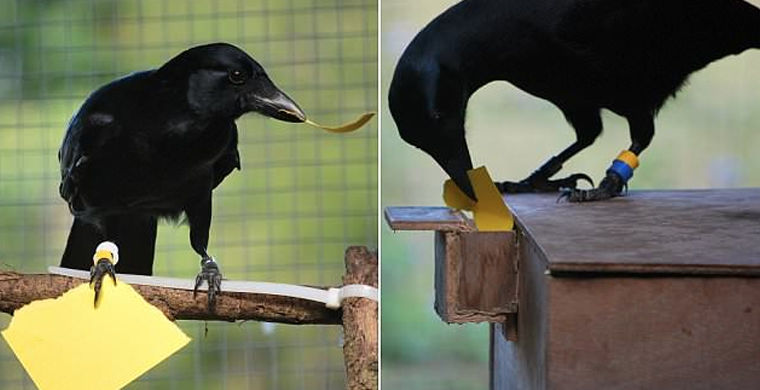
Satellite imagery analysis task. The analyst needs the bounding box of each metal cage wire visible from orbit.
[0,0,378,388]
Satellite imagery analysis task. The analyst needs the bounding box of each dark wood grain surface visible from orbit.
[506,189,760,274]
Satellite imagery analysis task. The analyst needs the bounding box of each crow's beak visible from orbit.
[441,157,477,202]
[248,80,306,123]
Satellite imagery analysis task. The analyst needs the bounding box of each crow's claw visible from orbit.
[558,187,615,202]
[90,258,117,306]
[557,171,626,203]
[496,180,532,193]
[556,190,571,203]
[194,257,222,311]
[497,172,594,194]
[564,173,594,189]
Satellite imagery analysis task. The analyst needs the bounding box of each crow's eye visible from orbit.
[228,69,246,85]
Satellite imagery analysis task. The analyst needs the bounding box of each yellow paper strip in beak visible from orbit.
[304,112,375,133]
[443,166,514,231]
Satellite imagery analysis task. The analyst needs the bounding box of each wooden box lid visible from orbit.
[506,189,760,276]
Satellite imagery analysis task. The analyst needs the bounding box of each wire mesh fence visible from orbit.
[0,0,377,388]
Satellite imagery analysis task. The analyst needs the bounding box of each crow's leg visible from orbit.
[89,240,119,306]
[497,108,602,193]
[186,193,222,311]
[85,214,158,305]
[561,113,655,202]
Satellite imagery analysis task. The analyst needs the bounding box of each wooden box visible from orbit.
[387,189,760,389]
[491,189,760,389]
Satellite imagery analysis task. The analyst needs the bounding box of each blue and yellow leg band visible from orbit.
[606,150,639,182]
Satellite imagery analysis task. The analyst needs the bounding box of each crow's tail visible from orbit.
[60,215,158,275]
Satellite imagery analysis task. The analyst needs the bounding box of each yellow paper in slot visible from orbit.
[2,279,191,390]
[443,179,476,210]
[443,166,514,231]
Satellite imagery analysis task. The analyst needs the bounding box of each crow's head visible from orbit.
[157,42,305,122]
[388,59,477,201]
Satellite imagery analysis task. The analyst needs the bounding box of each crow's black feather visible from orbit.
[59,43,305,291]
[389,0,760,201]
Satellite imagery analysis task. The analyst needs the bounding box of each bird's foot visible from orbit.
[497,173,594,193]
[558,171,626,202]
[89,241,119,306]
[194,257,222,311]
[90,258,117,306]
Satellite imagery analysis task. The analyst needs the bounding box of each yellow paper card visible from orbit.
[304,112,375,133]
[443,166,514,231]
[443,179,476,211]
[2,279,191,390]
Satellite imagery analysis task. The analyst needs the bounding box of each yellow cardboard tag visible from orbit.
[443,166,514,231]
[305,112,375,133]
[443,179,476,210]
[279,109,375,133]
[2,279,190,390]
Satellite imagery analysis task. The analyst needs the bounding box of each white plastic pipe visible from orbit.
[47,266,377,309]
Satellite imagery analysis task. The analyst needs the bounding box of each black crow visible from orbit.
[59,42,305,308]
[389,0,760,202]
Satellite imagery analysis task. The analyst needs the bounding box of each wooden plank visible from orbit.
[500,314,518,342]
[458,232,518,315]
[546,275,760,389]
[491,230,549,389]
[505,189,760,275]
[435,231,518,323]
[434,231,455,321]
[384,206,474,232]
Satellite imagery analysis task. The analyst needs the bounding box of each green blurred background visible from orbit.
[381,0,760,389]
[0,0,376,389]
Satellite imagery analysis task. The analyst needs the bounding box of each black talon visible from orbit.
[498,171,595,194]
[194,257,222,311]
[496,180,532,193]
[571,173,594,189]
[556,190,572,203]
[90,258,117,306]
[558,170,627,203]
[554,173,594,191]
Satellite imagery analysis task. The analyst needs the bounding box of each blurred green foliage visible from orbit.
[0,0,376,388]
[382,0,760,389]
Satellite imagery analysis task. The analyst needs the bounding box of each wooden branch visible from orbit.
[341,246,379,390]
[0,271,340,324]
[1,246,379,389]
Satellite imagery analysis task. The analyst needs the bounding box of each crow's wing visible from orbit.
[211,122,241,190]
[58,111,121,210]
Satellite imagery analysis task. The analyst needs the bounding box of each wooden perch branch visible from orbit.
[342,246,379,390]
[0,271,340,324]
[0,246,377,390]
